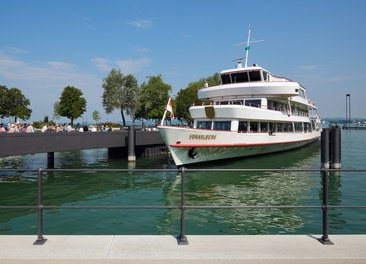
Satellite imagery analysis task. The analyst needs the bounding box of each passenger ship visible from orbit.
[158,29,321,166]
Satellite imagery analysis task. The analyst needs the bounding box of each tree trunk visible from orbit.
[120,109,126,127]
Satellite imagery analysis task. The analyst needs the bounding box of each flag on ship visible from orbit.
[166,97,174,118]
[160,97,174,125]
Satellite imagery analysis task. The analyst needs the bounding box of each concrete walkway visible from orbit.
[1,235,366,263]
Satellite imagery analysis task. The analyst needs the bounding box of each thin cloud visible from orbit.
[7,47,29,55]
[0,53,102,121]
[46,61,78,70]
[134,47,150,54]
[83,16,97,31]
[91,56,152,73]
[297,65,318,70]
[91,57,111,72]
[129,19,153,29]
[116,57,152,73]
[181,32,189,39]
[0,55,75,82]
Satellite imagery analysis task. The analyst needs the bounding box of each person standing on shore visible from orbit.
[66,123,72,132]
[0,123,6,132]
[26,122,35,133]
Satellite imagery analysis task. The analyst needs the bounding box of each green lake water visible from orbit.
[0,130,365,235]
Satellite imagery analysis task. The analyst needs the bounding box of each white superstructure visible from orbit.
[158,29,321,166]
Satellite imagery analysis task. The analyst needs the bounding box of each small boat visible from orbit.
[158,28,321,166]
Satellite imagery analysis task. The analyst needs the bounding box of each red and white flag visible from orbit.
[160,97,174,126]
[166,97,174,118]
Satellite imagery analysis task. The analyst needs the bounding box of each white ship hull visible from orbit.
[158,126,320,166]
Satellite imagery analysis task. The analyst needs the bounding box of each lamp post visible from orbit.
[346,94,351,124]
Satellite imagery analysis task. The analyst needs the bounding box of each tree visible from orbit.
[175,73,220,125]
[0,85,32,121]
[102,69,139,126]
[53,101,61,121]
[175,83,200,125]
[0,85,8,119]
[55,86,86,125]
[136,75,171,123]
[92,110,101,123]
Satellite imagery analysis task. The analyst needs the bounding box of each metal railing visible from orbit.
[0,167,366,245]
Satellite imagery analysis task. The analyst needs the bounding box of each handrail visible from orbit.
[0,167,365,246]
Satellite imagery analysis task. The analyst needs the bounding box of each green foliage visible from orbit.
[32,120,56,129]
[175,73,220,124]
[136,75,171,122]
[55,86,86,125]
[43,116,49,123]
[0,85,32,121]
[92,110,101,123]
[102,69,139,126]
[0,85,8,118]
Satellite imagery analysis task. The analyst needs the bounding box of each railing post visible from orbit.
[177,167,188,245]
[319,168,333,245]
[33,168,47,245]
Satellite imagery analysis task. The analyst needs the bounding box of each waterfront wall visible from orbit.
[0,130,165,157]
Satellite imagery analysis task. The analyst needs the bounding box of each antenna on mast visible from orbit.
[236,25,264,67]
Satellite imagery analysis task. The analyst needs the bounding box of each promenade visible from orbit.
[1,235,366,263]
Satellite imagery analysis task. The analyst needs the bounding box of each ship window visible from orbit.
[231,72,249,83]
[260,122,268,132]
[238,121,248,132]
[232,100,243,105]
[245,99,261,108]
[299,89,306,98]
[221,74,231,84]
[197,121,212,129]
[213,121,231,131]
[249,122,258,132]
[304,122,311,132]
[248,71,261,81]
[295,122,303,132]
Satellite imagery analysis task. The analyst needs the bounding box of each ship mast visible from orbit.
[244,26,252,68]
[240,26,264,68]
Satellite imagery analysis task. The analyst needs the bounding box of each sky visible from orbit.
[0,0,365,124]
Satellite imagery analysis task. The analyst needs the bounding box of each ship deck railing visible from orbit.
[192,101,310,117]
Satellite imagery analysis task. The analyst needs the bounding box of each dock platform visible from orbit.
[1,235,366,263]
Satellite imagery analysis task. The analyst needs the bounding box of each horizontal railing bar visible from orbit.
[184,205,321,209]
[1,168,366,173]
[0,206,37,209]
[44,205,179,209]
[327,205,366,209]
[2,205,366,210]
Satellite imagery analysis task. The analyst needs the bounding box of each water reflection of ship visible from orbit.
[160,141,322,234]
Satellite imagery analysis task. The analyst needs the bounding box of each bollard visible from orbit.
[47,152,54,169]
[321,128,330,169]
[330,126,341,169]
[128,126,136,162]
